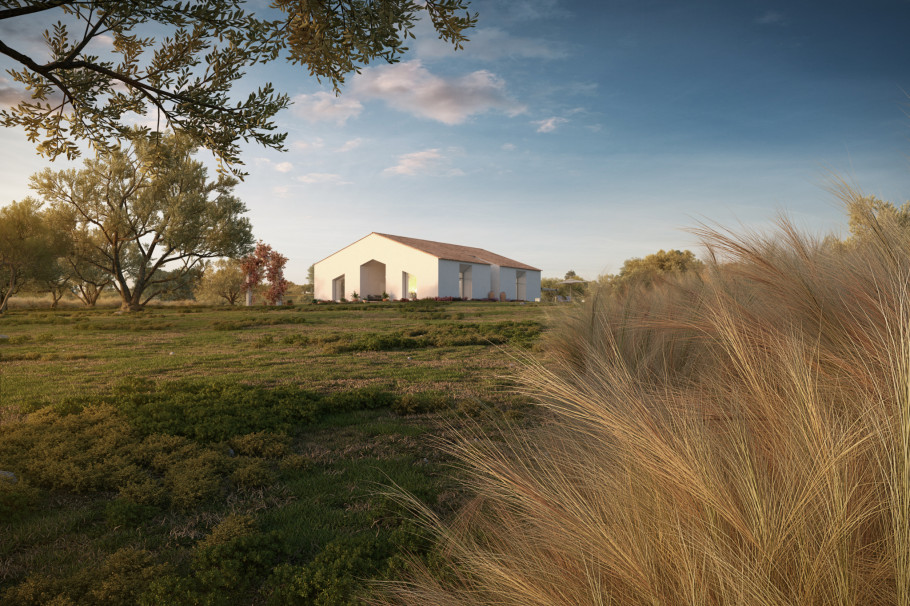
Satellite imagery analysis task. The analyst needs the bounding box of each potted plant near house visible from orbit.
[351,291,360,302]
[381,291,389,301]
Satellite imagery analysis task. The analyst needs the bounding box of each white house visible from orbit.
[314,233,542,302]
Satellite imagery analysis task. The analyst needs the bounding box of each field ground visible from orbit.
[0,300,553,605]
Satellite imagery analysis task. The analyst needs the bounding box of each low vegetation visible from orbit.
[379,192,910,605]
[0,301,546,605]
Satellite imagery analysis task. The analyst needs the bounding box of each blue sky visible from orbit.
[3,0,910,282]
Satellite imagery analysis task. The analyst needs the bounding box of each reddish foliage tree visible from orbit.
[241,241,288,305]
[264,250,289,306]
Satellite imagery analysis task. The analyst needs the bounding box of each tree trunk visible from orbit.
[121,298,144,312]
[1,267,16,313]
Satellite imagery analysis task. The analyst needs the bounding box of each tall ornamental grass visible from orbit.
[380,193,910,605]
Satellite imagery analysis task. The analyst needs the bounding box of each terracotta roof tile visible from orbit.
[375,233,540,271]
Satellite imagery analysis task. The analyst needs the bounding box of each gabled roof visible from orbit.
[375,233,540,271]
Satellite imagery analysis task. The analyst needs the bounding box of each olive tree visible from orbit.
[0,197,63,312]
[197,258,246,305]
[0,0,475,175]
[31,132,254,310]
[605,249,704,291]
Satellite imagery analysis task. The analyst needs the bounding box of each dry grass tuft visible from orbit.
[378,190,910,605]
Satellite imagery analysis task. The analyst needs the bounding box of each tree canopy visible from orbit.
[31,131,254,310]
[0,0,476,175]
[197,258,246,305]
[844,195,910,244]
[0,197,65,312]
[241,241,288,305]
[605,249,703,291]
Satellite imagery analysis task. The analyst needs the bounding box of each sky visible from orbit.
[2,0,910,283]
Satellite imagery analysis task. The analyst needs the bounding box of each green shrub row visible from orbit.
[72,321,175,331]
[211,316,307,330]
[276,320,543,353]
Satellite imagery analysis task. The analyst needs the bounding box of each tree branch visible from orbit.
[0,0,80,21]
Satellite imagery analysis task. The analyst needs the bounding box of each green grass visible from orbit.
[0,301,550,605]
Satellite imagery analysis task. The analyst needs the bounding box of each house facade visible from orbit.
[314,233,542,302]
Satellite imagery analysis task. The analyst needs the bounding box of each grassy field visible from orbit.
[0,300,550,605]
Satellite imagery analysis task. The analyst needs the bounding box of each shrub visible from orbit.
[164,450,227,510]
[321,385,399,412]
[229,431,291,458]
[265,540,380,606]
[231,458,276,489]
[1,574,72,606]
[193,514,284,597]
[115,381,323,442]
[86,548,167,604]
[0,405,136,493]
[104,498,160,527]
[393,392,454,415]
[116,474,167,507]
[0,480,41,522]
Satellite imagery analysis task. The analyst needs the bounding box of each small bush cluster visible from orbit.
[0,479,41,522]
[211,316,306,330]
[72,321,175,331]
[274,321,542,354]
[392,392,455,415]
[7,312,87,325]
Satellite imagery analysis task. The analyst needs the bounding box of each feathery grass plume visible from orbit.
[377,187,910,606]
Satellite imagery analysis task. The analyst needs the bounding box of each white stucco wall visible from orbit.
[498,267,517,300]
[438,260,493,299]
[496,267,542,301]
[314,234,440,301]
[437,259,459,299]
[490,264,500,297]
[471,264,492,299]
[526,270,542,301]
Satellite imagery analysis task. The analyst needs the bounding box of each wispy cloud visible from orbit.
[488,0,570,23]
[756,11,786,26]
[533,116,568,133]
[291,91,363,125]
[0,84,29,108]
[352,60,526,125]
[296,173,350,185]
[417,25,567,61]
[291,138,324,151]
[336,138,364,153]
[274,161,293,173]
[383,148,465,177]
[502,143,516,151]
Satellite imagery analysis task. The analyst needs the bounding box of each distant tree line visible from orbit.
[0,130,293,312]
[540,197,906,303]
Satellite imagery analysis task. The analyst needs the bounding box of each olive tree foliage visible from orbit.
[0,197,64,312]
[845,196,910,244]
[0,0,476,175]
[197,258,246,305]
[31,132,254,310]
[143,265,204,301]
[40,204,112,306]
[30,256,72,306]
[602,249,704,291]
